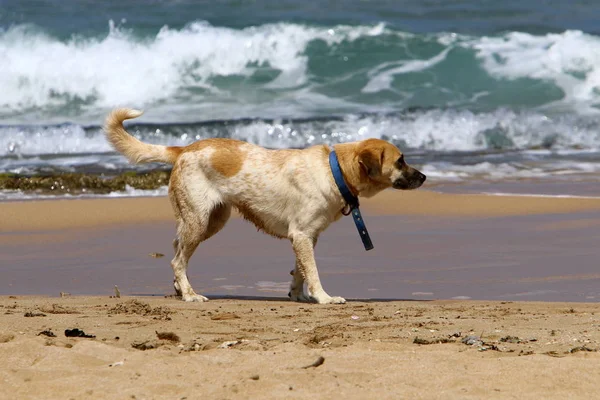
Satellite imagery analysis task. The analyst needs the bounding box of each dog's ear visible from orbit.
[358,146,383,179]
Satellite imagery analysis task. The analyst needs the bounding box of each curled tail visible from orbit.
[104,108,181,164]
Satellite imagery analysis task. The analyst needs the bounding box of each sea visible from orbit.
[3,0,600,199]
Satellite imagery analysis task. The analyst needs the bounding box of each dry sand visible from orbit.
[1,190,600,399]
[1,295,599,400]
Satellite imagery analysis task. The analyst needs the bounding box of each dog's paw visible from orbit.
[295,293,346,304]
[317,295,346,304]
[182,294,209,302]
[290,292,314,303]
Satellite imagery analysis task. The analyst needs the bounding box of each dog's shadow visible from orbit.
[132,294,431,303]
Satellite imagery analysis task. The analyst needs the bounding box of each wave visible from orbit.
[422,160,600,182]
[3,108,600,178]
[2,108,600,158]
[2,22,600,124]
[0,21,386,123]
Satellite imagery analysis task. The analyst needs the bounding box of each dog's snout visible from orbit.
[417,171,426,183]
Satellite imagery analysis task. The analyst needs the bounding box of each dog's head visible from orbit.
[352,138,426,197]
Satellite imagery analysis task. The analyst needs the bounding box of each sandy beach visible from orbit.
[1,296,600,399]
[5,0,600,397]
[1,190,600,398]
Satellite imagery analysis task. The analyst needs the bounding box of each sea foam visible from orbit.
[3,23,600,124]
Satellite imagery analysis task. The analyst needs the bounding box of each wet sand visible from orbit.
[2,190,600,301]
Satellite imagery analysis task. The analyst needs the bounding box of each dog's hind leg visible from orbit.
[172,203,231,299]
[171,202,231,302]
[169,160,231,302]
[289,237,317,302]
[171,217,207,302]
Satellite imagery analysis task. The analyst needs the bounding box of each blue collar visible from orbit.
[329,150,374,251]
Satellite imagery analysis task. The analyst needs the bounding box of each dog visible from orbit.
[104,108,426,304]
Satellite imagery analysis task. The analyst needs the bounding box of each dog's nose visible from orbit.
[418,172,426,183]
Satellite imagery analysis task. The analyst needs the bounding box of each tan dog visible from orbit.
[104,108,426,304]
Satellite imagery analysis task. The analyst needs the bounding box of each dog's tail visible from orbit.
[104,108,181,164]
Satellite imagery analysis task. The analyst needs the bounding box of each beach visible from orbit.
[3,0,600,397]
[1,190,600,399]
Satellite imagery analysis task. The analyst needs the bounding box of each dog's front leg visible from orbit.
[291,234,346,304]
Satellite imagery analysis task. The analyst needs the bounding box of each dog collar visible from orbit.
[328,149,374,251]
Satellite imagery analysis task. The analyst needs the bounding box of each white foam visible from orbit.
[106,185,168,197]
[362,47,452,93]
[362,29,600,114]
[0,184,168,201]
[482,192,600,199]
[421,160,600,183]
[499,290,558,298]
[467,30,600,114]
[255,281,289,293]
[0,21,387,122]
[3,108,600,173]
[3,25,600,125]
[219,285,246,291]
[244,109,600,151]
[0,125,111,156]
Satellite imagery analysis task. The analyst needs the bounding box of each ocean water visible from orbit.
[2,0,600,197]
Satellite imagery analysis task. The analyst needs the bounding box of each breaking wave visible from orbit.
[2,22,600,124]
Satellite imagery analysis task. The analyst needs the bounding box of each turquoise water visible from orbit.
[2,0,600,189]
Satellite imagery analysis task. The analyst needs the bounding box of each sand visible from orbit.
[1,296,599,399]
[4,189,600,231]
[1,190,600,399]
